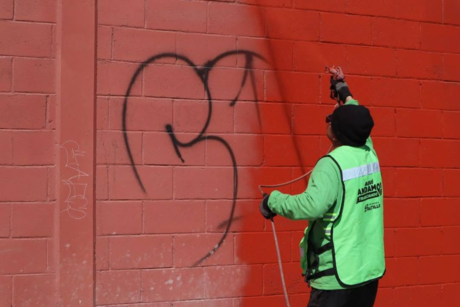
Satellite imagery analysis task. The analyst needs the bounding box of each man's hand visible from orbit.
[330,77,353,104]
[259,194,277,220]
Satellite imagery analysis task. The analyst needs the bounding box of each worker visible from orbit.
[260,75,385,307]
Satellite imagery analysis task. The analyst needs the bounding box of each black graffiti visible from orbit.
[123,50,264,266]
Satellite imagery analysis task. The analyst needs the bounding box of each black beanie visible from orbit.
[331,105,374,147]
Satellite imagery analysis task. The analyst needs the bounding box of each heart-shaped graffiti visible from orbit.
[123,50,265,265]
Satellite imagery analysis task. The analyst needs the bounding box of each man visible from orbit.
[260,77,385,307]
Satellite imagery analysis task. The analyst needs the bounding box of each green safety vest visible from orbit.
[300,144,385,287]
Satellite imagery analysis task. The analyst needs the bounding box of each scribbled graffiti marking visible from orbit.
[60,140,89,220]
[123,50,265,265]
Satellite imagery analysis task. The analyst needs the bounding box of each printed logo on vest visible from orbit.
[357,179,382,204]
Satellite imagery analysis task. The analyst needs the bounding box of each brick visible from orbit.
[421,81,460,111]
[144,132,205,166]
[46,95,55,130]
[0,94,46,129]
[0,57,12,91]
[263,262,308,295]
[174,233,233,267]
[396,109,442,138]
[97,26,111,60]
[13,275,54,307]
[397,50,443,80]
[207,68,264,102]
[113,28,175,63]
[419,255,460,284]
[0,239,47,274]
[444,170,460,197]
[368,107,396,137]
[142,268,204,302]
[97,131,142,165]
[384,198,420,228]
[175,167,234,199]
[396,168,442,197]
[294,0,346,12]
[173,100,233,133]
[174,299,233,307]
[110,97,173,131]
[0,21,52,57]
[0,167,47,201]
[98,0,144,27]
[396,0,441,22]
[442,283,460,307]
[394,228,442,257]
[321,75,372,105]
[203,265,263,298]
[206,200,264,233]
[266,9,320,41]
[0,131,11,164]
[421,198,460,226]
[394,285,442,307]
[380,257,418,287]
[346,0,396,17]
[110,235,172,269]
[97,97,109,130]
[268,207,309,232]
[266,71,319,103]
[0,276,11,307]
[235,102,291,135]
[143,64,205,99]
[96,237,109,271]
[443,53,460,82]
[238,167,292,199]
[371,78,420,108]
[321,13,372,45]
[97,201,142,235]
[238,38,293,71]
[0,0,13,19]
[206,134,263,166]
[96,166,108,200]
[422,23,460,54]
[444,0,460,25]
[11,203,54,237]
[208,3,264,37]
[293,105,337,135]
[96,270,141,305]
[442,227,460,254]
[347,46,396,77]
[235,232,290,264]
[421,139,460,168]
[265,135,321,167]
[373,138,419,167]
[374,288,394,307]
[15,0,56,22]
[381,167,396,197]
[177,34,237,68]
[239,0,291,7]
[0,204,9,237]
[108,166,173,200]
[294,42,347,73]
[237,294,311,307]
[144,200,205,234]
[385,228,395,257]
[97,61,142,96]
[373,18,420,49]
[146,0,207,32]
[12,131,55,165]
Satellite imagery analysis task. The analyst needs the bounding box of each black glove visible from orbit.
[330,77,353,104]
[259,193,276,220]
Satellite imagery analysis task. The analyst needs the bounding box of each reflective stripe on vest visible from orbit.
[342,162,380,181]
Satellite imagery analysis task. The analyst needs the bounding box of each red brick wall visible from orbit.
[1,0,460,306]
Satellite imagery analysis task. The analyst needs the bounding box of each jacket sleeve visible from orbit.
[267,157,341,220]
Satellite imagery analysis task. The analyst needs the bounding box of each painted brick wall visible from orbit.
[1,0,460,306]
[0,0,57,305]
